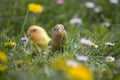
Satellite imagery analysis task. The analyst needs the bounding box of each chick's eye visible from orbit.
[32,29,37,32]
[53,28,56,31]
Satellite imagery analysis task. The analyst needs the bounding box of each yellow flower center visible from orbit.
[107,57,112,60]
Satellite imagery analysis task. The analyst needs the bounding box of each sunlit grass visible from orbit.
[0,0,120,80]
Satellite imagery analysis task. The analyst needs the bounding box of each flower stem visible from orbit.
[21,9,29,34]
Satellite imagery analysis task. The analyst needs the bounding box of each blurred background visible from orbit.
[0,0,120,80]
[0,0,120,35]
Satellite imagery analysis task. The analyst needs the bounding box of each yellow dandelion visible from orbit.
[52,57,68,70]
[4,42,9,47]
[9,42,16,47]
[66,65,93,80]
[28,3,43,13]
[4,41,16,47]
[16,60,24,67]
[0,66,8,72]
[0,51,8,63]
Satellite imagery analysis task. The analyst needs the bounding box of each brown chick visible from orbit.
[27,25,51,52]
[49,24,67,53]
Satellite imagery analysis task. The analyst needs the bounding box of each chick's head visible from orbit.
[27,25,49,42]
[53,24,65,36]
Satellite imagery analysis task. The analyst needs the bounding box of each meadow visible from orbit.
[0,0,120,80]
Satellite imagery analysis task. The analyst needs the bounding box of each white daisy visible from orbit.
[80,38,98,48]
[110,0,118,4]
[101,22,111,27]
[21,37,28,47]
[105,42,115,46]
[94,6,102,13]
[85,2,95,9]
[69,17,82,26]
[105,56,115,62]
[76,54,88,61]
[80,38,92,46]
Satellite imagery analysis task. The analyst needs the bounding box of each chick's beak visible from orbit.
[58,29,62,35]
[27,30,30,36]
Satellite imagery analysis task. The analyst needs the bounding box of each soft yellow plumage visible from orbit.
[27,25,51,51]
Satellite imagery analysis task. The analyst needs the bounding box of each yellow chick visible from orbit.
[49,24,67,53]
[27,25,51,51]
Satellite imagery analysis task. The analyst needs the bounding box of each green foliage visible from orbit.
[0,0,120,80]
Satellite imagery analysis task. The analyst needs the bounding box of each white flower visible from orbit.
[80,38,98,48]
[76,54,88,61]
[80,38,92,46]
[21,37,28,46]
[94,45,98,48]
[57,0,64,5]
[105,42,115,46]
[69,17,82,26]
[85,2,95,9]
[101,22,111,27]
[66,60,79,67]
[21,37,28,42]
[105,56,115,62]
[110,0,118,4]
[94,6,102,13]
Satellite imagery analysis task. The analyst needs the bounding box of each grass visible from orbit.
[0,0,120,80]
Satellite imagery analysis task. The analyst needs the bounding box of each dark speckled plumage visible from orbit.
[49,24,67,53]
